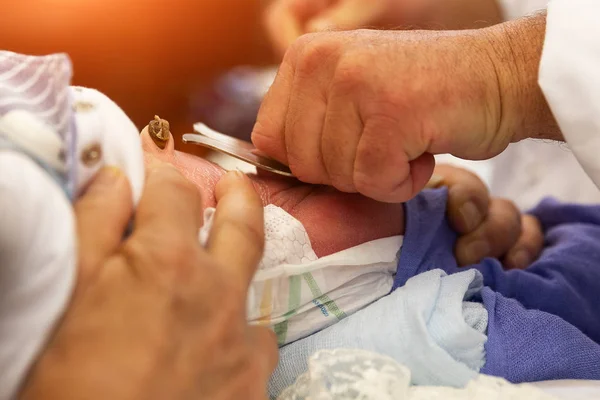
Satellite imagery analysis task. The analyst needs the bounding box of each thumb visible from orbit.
[306,0,383,32]
[74,167,133,288]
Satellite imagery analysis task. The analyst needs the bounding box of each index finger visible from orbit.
[265,0,330,56]
[265,0,304,56]
[206,171,264,289]
[132,159,202,245]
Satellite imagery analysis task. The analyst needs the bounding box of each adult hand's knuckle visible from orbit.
[296,45,323,78]
[124,236,201,282]
[122,238,149,264]
[164,240,200,267]
[332,60,365,94]
[295,35,337,77]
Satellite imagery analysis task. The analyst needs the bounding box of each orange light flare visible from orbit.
[0,0,275,141]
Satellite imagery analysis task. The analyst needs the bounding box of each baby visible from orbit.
[3,51,600,400]
[0,50,481,398]
[140,117,406,344]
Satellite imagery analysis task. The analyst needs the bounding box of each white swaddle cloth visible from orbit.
[0,52,144,400]
[200,205,403,345]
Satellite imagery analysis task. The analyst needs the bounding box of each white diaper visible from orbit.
[199,204,403,345]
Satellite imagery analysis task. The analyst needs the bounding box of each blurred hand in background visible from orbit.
[264,0,503,56]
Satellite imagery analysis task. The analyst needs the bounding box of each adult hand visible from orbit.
[253,16,559,203]
[264,0,503,56]
[432,164,543,269]
[21,163,277,400]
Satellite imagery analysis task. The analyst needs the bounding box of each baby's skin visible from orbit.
[140,120,543,267]
[140,124,405,257]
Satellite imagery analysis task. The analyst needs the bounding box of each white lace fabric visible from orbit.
[278,349,559,400]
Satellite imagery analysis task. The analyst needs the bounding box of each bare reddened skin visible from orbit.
[253,13,561,203]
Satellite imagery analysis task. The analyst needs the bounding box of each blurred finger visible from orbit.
[74,167,132,285]
[503,215,544,270]
[435,164,490,234]
[207,171,265,289]
[265,0,303,56]
[425,173,444,189]
[247,326,279,375]
[133,160,202,244]
[455,198,521,266]
[307,0,384,31]
[265,0,331,56]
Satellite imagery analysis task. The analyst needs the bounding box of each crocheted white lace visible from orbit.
[277,349,558,400]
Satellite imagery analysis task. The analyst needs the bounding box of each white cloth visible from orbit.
[0,151,74,400]
[199,204,402,345]
[278,349,558,400]
[269,270,488,397]
[539,0,600,191]
[0,51,144,400]
[488,141,600,210]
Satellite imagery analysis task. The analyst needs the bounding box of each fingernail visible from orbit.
[229,170,245,178]
[464,240,490,263]
[426,174,444,188]
[460,201,482,232]
[148,115,170,150]
[508,249,531,270]
[89,167,123,192]
[220,170,247,184]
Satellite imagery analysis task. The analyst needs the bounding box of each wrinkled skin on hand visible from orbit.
[22,164,278,400]
[141,126,542,269]
[141,126,405,257]
[252,29,510,203]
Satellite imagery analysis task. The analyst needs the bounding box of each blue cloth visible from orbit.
[269,269,488,398]
[398,188,600,382]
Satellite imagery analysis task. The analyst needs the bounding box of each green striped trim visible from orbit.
[302,273,347,320]
[274,275,303,346]
[273,322,288,347]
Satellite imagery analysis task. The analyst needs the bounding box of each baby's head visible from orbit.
[65,84,406,346]
[139,119,404,257]
[138,116,406,344]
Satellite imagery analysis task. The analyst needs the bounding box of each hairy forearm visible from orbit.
[483,11,562,143]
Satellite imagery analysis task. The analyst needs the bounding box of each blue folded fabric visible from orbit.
[398,188,600,382]
[269,268,488,398]
[271,189,600,397]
